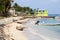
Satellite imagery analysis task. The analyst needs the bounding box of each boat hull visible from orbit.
[38,23,60,26]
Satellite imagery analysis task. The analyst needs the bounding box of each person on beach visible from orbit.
[35,20,40,24]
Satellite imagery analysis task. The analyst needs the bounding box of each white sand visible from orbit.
[3,22,28,40]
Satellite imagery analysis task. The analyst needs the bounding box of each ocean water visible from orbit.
[38,18,60,24]
[24,18,60,40]
[48,14,60,16]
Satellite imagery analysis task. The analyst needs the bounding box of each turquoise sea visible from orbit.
[24,18,60,40]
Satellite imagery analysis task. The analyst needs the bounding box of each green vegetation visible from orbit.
[13,3,33,12]
[0,0,48,18]
[0,0,33,17]
[0,0,13,17]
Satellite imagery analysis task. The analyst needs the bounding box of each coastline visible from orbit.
[0,16,60,40]
[0,16,30,40]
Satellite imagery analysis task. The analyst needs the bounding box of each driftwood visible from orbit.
[0,24,5,27]
[16,26,25,31]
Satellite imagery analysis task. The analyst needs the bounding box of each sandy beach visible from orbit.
[0,17,29,40]
[3,23,28,40]
[0,17,60,40]
[3,17,29,40]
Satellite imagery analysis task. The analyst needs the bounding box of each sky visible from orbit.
[14,0,60,14]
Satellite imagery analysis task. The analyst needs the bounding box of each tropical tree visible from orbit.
[0,0,5,15]
[0,0,13,17]
[13,3,22,11]
[12,3,34,16]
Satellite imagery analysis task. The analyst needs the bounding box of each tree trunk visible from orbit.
[3,1,11,17]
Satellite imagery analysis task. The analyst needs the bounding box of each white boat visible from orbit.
[55,16,60,20]
[38,23,60,26]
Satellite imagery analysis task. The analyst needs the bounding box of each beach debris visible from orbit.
[11,38,14,40]
[16,26,25,31]
[17,22,22,24]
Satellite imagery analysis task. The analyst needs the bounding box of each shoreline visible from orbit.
[0,16,60,40]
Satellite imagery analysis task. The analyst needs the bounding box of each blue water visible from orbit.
[38,18,60,24]
[24,18,60,40]
[48,14,60,16]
